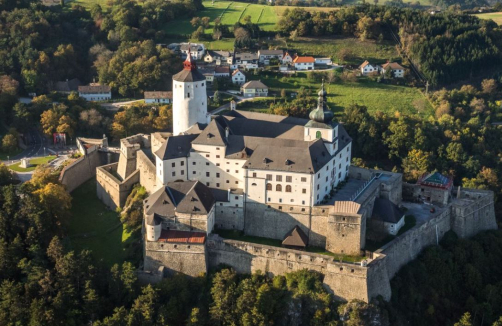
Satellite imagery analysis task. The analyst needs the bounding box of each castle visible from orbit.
[95,53,497,302]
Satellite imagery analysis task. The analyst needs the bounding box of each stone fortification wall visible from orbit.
[206,237,390,302]
[145,241,207,277]
[244,203,329,248]
[215,206,245,230]
[451,188,497,238]
[96,163,139,209]
[60,150,118,192]
[378,208,451,279]
[136,150,159,194]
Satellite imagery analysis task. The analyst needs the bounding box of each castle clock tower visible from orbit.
[172,49,208,135]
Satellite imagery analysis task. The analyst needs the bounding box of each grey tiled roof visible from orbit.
[282,226,308,247]
[173,69,206,82]
[154,134,198,160]
[145,181,215,218]
[372,197,404,223]
[241,80,268,89]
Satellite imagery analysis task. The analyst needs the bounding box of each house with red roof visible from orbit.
[293,56,315,70]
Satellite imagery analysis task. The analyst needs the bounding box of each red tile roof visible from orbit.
[158,230,206,244]
[293,56,315,63]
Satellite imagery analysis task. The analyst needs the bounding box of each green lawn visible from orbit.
[474,12,502,25]
[246,73,433,116]
[67,179,133,267]
[8,155,56,172]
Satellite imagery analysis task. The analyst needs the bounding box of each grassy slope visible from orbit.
[247,73,433,116]
[474,12,502,25]
[67,179,133,267]
[164,0,339,35]
[8,156,56,172]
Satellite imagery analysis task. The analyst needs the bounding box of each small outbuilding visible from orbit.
[371,197,405,235]
[282,226,309,250]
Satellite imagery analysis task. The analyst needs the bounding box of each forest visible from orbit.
[277,5,502,86]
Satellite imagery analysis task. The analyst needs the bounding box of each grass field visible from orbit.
[8,156,56,172]
[163,0,339,35]
[246,73,433,116]
[67,179,133,267]
[474,12,502,25]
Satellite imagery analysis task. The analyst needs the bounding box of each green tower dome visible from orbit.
[309,82,333,124]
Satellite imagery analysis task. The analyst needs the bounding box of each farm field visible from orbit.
[246,73,433,116]
[67,179,133,267]
[474,12,502,25]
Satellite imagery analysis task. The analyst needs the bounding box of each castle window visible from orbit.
[290,207,293,211]
[206,154,210,158]
[301,208,305,212]
[316,131,322,139]
[174,245,178,248]
[226,180,229,183]
[286,176,292,182]
[206,162,209,166]
[202,83,204,86]
[206,182,210,186]
[317,185,320,190]
[216,183,220,187]
[302,200,305,205]
[226,169,230,172]
[235,181,238,185]
[235,204,239,207]
[276,184,282,192]
[216,155,220,158]
[181,170,184,175]
[252,183,257,186]
[193,162,196,165]
[172,162,175,167]
[276,175,282,182]
[187,246,191,249]
[193,171,196,175]
[235,170,238,173]
[216,173,220,178]
[187,92,190,98]
[279,206,282,210]
[266,184,272,191]
[286,185,292,192]
[253,173,257,177]
[172,172,176,176]
[326,176,328,181]
[301,177,307,182]
[206,172,210,177]
[216,163,220,166]
[220,203,223,206]
[266,174,272,181]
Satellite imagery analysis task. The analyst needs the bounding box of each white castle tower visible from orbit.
[172,49,208,135]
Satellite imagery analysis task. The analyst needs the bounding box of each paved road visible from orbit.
[100,100,143,111]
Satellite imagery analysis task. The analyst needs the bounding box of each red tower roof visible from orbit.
[183,46,197,71]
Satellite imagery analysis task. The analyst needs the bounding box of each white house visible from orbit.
[258,49,284,65]
[144,91,173,104]
[240,80,268,97]
[359,61,379,76]
[78,84,111,101]
[281,52,294,64]
[371,197,405,235]
[204,50,233,65]
[315,57,332,66]
[381,62,405,78]
[232,52,259,69]
[232,69,246,85]
[180,43,205,60]
[199,68,215,83]
[293,56,315,71]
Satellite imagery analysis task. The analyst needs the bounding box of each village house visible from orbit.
[51,78,81,94]
[359,61,379,76]
[381,62,405,78]
[144,91,173,104]
[199,68,215,83]
[240,80,268,97]
[204,50,233,65]
[315,58,333,66]
[214,66,230,78]
[281,52,294,64]
[232,52,259,69]
[232,69,246,85]
[258,49,284,65]
[180,43,205,60]
[78,84,111,101]
[293,56,315,70]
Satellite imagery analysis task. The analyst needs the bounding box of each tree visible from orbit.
[213,91,221,105]
[280,89,286,98]
[190,17,201,27]
[402,149,431,181]
[153,106,172,130]
[1,134,17,153]
[201,16,210,28]
[0,164,13,185]
[481,79,497,95]
[34,183,72,225]
[30,165,59,189]
[454,312,473,326]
